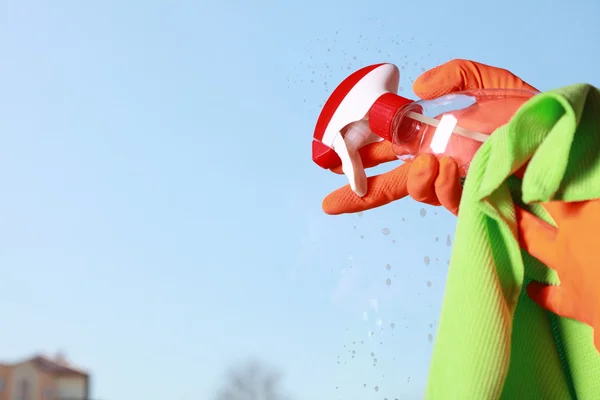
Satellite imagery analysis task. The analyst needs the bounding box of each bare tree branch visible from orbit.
[214,360,292,400]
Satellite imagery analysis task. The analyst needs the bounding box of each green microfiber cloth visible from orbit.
[425,84,600,399]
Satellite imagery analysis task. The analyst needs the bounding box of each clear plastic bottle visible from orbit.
[368,89,538,176]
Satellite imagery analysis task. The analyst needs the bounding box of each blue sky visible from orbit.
[1,0,599,399]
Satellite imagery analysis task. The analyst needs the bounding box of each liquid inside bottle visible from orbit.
[389,89,537,176]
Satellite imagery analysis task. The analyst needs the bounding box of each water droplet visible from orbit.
[424,256,431,265]
[392,239,396,244]
[426,281,432,287]
[374,386,379,392]
[420,208,427,217]
[390,323,395,329]
[386,278,392,286]
[428,333,434,343]
[435,237,439,242]
[446,235,452,246]
[385,264,391,270]
[360,235,364,239]
[429,323,433,328]
[381,228,390,235]
[358,212,363,217]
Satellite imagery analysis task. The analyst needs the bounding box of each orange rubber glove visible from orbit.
[517,201,600,352]
[322,59,538,216]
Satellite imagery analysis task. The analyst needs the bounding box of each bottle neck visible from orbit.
[368,92,413,142]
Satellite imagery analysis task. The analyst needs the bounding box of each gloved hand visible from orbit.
[517,200,600,352]
[322,59,538,216]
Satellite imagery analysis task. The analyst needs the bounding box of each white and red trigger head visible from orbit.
[312,63,400,196]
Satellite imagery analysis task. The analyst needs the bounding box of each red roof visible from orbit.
[30,355,88,377]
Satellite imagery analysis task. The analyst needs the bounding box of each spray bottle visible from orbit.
[312,63,537,196]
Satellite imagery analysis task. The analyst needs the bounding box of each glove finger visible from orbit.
[526,282,587,324]
[322,161,411,215]
[330,141,397,175]
[527,281,564,313]
[515,206,559,270]
[435,157,463,216]
[407,154,441,206]
[413,59,539,100]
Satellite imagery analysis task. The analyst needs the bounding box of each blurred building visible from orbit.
[0,353,90,400]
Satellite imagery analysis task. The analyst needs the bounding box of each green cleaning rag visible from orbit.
[425,84,600,400]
